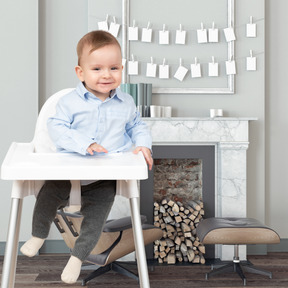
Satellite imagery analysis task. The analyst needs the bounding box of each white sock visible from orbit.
[61,255,82,284]
[20,237,45,257]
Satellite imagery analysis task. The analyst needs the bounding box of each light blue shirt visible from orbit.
[47,82,152,156]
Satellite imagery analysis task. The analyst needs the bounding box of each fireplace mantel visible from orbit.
[143,117,256,144]
[143,117,257,260]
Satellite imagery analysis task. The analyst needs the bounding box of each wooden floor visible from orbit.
[1,253,288,287]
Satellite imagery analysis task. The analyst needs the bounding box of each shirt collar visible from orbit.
[76,82,124,102]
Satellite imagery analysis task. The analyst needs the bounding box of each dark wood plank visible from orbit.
[0,253,288,287]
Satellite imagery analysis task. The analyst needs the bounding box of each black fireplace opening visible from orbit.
[140,145,215,261]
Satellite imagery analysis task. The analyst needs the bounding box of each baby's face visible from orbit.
[76,44,123,100]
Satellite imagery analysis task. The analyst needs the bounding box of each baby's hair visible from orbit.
[77,30,121,65]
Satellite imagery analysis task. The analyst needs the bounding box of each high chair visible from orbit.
[1,88,160,288]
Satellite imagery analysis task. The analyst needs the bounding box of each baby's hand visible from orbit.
[87,143,108,155]
[133,146,153,171]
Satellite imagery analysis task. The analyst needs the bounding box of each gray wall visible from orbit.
[0,0,38,244]
[265,0,288,237]
[0,0,287,248]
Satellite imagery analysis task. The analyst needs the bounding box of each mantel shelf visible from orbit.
[143,117,258,121]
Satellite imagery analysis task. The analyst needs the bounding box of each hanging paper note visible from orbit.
[191,58,201,78]
[142,22,152,42]
[174,59,188,81]
[109,17,120,37]
[174,66,188,81]
[129,20,138,41]
[159,25,169,44]
[159,59,169,79]
[247,50,257,71]
[247,57,256,71]
[128,56,139,75]
[146,58,157,77]
[197,23,208,44]
[208,57,219,77]
[246,16,257,37]
[175,25,186,44]
[223,26,236,42]
[159,65,169,79]
[98,15,109,31]
[208,22,219,43]
[225,57,236,75]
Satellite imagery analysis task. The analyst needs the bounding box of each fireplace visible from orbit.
[142,117,256,261]
[140,145,215,260]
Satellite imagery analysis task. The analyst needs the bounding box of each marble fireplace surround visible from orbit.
[143,117,257,260]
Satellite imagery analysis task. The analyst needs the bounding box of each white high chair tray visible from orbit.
[0,142,150,288]
[1,142,148,180]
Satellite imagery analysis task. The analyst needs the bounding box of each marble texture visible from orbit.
[143,117,256,260]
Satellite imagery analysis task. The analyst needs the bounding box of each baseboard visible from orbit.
[247,239,288,255]
[0,240,70,256]
[1,238,287,256]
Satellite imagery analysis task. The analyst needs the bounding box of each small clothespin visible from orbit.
[212,56,215,64]
[179,58,183,67]
[150,57,154,65]
[162,24,166,32]
[212,22,215,30]
[147,21,151,30]
[162,58,166,66]
[201,22,204,31]
[131,54,135,62]
[132,19,136,28]
[194,57,198,65]
[250,50,253,58]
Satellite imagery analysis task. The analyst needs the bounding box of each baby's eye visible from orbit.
[111,67,119,70]
[93,67,100,71]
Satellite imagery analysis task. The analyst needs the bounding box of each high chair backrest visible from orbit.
[32,88,74,153]
[31,88,81,204]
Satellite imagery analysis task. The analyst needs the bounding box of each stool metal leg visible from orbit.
[242,263,272,279]
[206,244,273,286]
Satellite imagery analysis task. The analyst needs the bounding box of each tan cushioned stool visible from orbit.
[196,217,280,286]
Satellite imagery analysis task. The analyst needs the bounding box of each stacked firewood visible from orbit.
[153,198,205,264]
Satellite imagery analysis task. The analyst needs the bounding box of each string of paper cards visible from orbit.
[97,15,262,81]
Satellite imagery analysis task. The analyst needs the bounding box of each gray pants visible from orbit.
[32,180,116,261]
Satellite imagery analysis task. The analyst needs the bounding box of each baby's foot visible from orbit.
[61,255,82,284]
[20,237,45,257]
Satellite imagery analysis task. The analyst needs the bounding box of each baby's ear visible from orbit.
[75,66,84,81]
